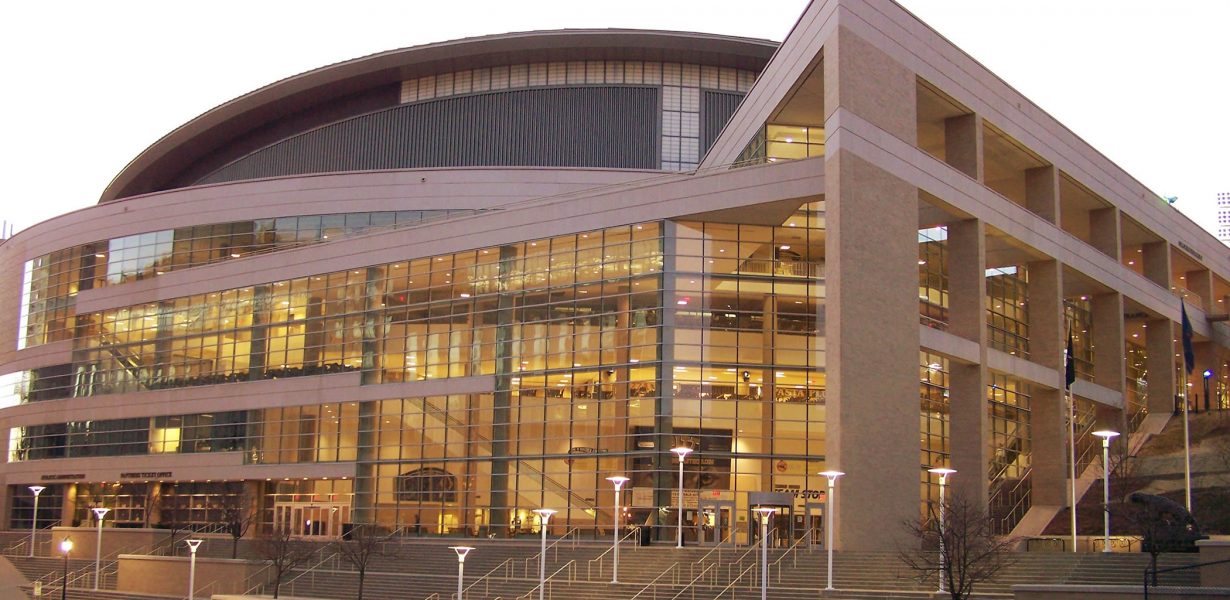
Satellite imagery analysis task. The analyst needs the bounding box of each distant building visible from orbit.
[1218,192,1230,243]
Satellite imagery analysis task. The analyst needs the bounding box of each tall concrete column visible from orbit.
[946,220,989,505]
[824,24,920,551]
[1145,318,1177,415]
[1027,260,1066,507]
[1089,207,1121,261]
[1025,165,1059,224]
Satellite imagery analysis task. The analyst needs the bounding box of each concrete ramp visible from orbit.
[0,556,31,600]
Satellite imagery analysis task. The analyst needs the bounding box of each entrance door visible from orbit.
[273,502,350,538]
[698,500,735,547]
[803,502,825,546]
[747,505,791,548]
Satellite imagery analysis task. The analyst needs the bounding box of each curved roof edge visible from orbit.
[100,29,779,204]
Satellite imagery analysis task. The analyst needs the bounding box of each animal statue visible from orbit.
[1127,491,1204,553]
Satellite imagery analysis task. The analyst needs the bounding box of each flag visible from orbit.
[1064,328,1076,390]
[1181,301,1195,375]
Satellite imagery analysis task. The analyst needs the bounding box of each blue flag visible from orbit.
[1181,301,1195,375]
[1065,328,1076,389]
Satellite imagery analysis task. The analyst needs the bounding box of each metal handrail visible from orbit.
[669,562,717,600]
[515,528,580,577]
[459,556,517,598]
[1143,557,1230,599]
[709,541,763,600]
[515,560,576,600]
[629,562,681,600]
[770,527,814,582]
[241,544,332,595]
[585,528,639,580]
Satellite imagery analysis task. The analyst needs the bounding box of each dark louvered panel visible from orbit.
[701,90,745,157]
[198,86,660,185]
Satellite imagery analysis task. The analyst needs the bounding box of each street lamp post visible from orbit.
[606,475,630,583]
[532,508,556,600]
[1093,430,1120,552]
[185,539,202,600]
[450,546,474,600]
[671,446,693,548]
[1204,369,1213,413]
[91,507,109,590]
[59,538,73,600]
[753,507,776,600]
[29,485,45,557]
[818,471,844,591]
[928,467,956,594]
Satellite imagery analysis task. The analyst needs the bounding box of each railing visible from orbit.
[240,544,335,596]
[737,258,823,279]
[708,538,764,599]
[461,557,518,599]
[669,562,717,600]
[512,528,580,578]
[515,560,576,600]
[770,527,814,583]
[1143,557,1230,598]
[989,469,1033,535]
[629,563,682,600]
[585,528,639,580]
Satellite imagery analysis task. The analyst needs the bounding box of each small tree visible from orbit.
[900,491,1016,600]
[333,524,396,600]
[255,528,317,599]
[219,493,257,559]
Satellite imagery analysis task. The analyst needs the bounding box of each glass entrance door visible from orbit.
[803,502,825,546]
[274,501,350,538]
[698,500,735,547]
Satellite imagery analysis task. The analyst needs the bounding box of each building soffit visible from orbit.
[701,0,837,169]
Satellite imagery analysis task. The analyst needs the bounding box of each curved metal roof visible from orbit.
[100,29,778,203]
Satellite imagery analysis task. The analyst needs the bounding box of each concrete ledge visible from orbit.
[1014,584,1230,599]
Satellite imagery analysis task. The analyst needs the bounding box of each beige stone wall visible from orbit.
[117,554,264,596]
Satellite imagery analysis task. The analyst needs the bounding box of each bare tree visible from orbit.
[900,491,1016,600]
[333,524,396,600]
[219,494,257,559]
[255,528,317,599]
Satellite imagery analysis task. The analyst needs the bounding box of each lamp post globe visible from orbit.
[59,537,73,600]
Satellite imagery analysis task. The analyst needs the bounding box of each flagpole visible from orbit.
[1180,301,1195,512]
[1068,385,1078,552]
[1183,372,1193,512]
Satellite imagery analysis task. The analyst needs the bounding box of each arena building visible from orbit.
[2,0,1227,552]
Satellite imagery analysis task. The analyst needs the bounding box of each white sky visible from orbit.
[1,1,1226,236]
